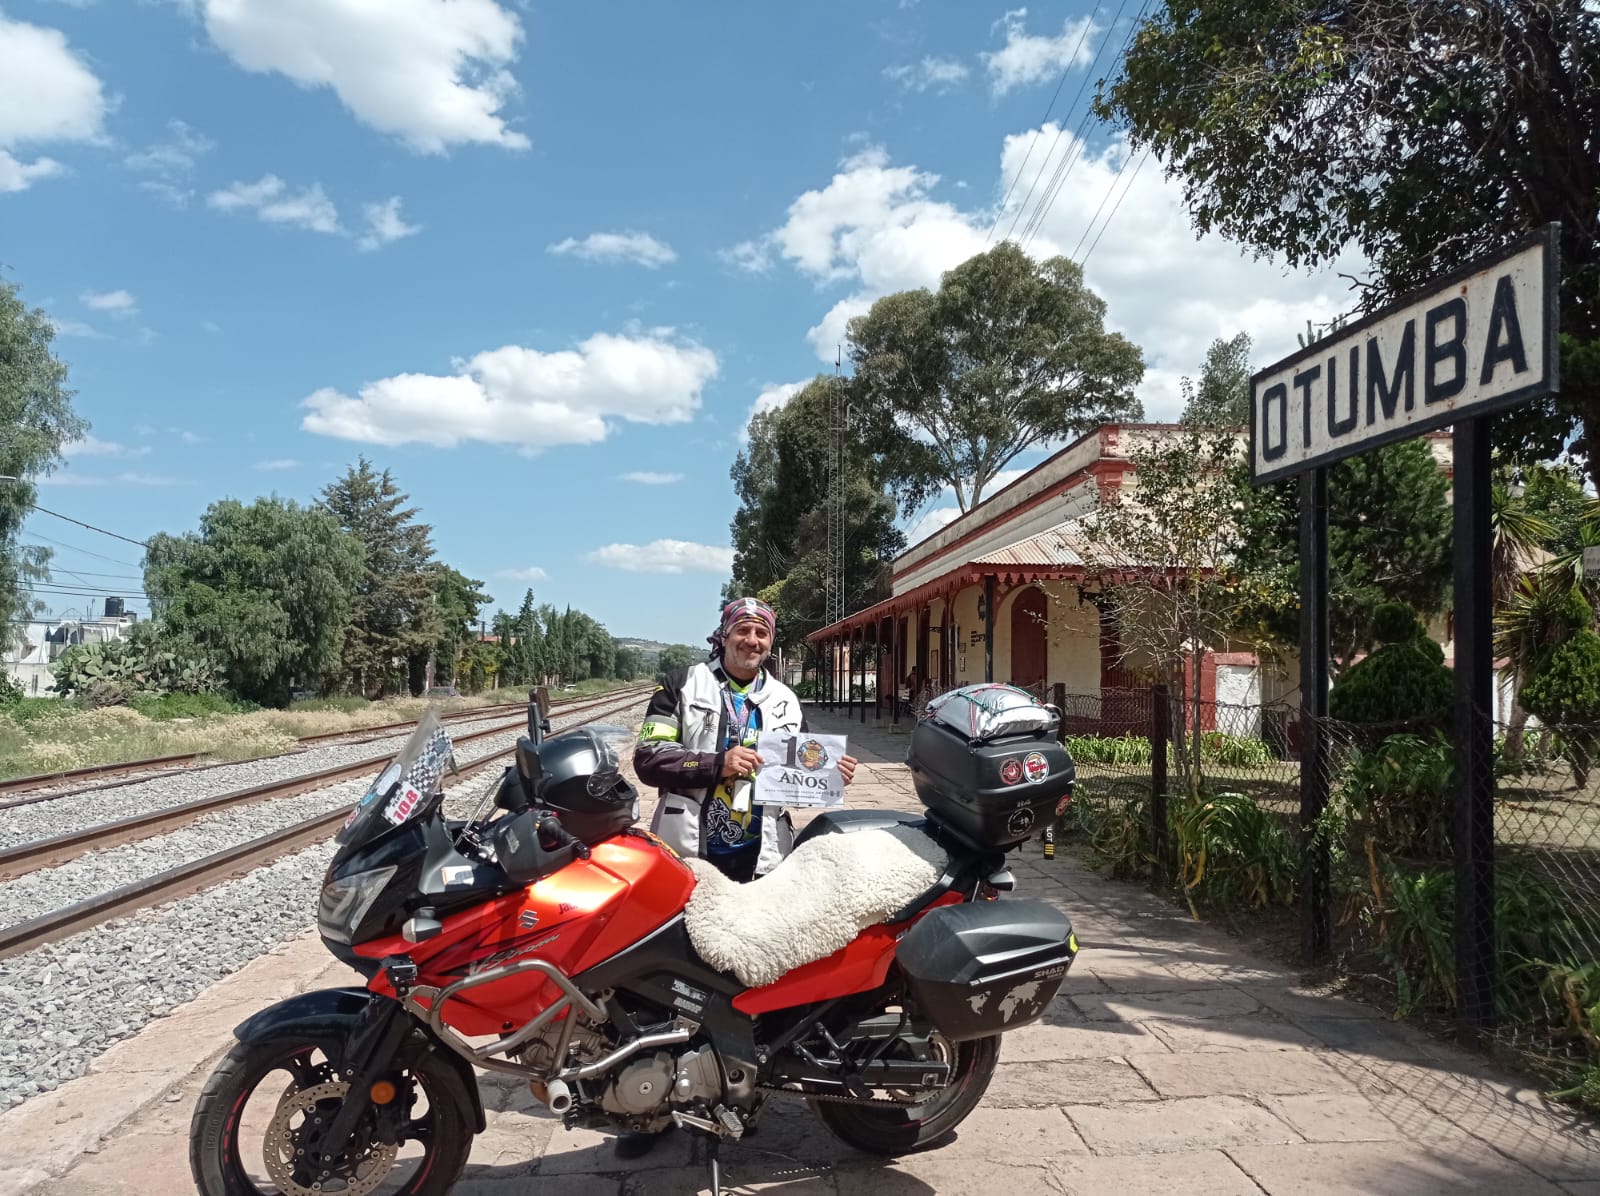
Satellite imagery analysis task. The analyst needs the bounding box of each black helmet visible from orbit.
[531,723,639,845]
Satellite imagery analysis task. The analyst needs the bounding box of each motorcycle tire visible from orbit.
[810,1033,1000,1156]
[189,1033,472,1196]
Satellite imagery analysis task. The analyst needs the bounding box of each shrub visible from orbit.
[1328,628,1450,727]
[1066,734,1153,765]
[1336,733,1453,859]
[1173,791,1296,911]
[1200,731,1276,769]
[0,672,23,707]
[1371,600,1426,645]
[129,692,247,720]
[52,631,223,705]
[1072,787,1153,879]
[1519,628,1600,787]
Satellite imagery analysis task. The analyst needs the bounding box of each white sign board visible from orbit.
[1251,226,1559,483]
[754,731,847,808]
[1585,546,1600,580]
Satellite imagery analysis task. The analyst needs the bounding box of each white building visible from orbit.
[4,606,138,697]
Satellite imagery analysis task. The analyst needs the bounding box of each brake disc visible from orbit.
[262,1080,398,1196]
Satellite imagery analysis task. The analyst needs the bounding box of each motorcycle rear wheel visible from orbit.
[810,1033,999,1156]
[189,1034,472,1196]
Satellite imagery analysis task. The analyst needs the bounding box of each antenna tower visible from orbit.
[824,350,847,628]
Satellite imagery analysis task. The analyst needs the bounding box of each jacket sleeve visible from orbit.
[634,667,723,791]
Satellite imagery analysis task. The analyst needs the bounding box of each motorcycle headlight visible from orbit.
[317,865,398,945]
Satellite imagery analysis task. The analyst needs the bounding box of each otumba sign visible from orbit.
[1251,225,1559,484]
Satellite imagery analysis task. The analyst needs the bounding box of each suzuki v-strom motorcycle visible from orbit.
[190,688,1078,1195]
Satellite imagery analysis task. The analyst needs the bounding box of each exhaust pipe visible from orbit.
[530,1078,572,1115]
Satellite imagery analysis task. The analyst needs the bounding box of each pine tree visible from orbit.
[319,458,439,696]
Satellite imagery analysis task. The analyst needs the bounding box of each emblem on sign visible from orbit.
[797,738,829,770]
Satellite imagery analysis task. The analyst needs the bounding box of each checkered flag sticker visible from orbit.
[402,720,457,797]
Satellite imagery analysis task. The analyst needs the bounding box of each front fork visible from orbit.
[315,997,413,1163]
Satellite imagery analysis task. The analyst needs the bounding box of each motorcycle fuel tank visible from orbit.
[360,831,695,1037]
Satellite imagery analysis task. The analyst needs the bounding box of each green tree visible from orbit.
[1179,333,1252,427]
[319,458,439,697]
[144,497,363,705]
[431,566,489,686]
[657,643,698,675]
[1232,439,1452,669]
[1327,602,1452,728]
[727,378,905,655]
[1521,593,1600,786]
[1098,0,1598,481]
[1081,426,1263,792]
[614,645,643,680]
[848,242,1145,512]
[0,279,88,632]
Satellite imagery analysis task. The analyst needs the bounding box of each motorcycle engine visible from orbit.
[600,1045,724,1117]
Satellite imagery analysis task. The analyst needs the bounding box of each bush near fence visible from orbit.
[1054,683,1600,1113]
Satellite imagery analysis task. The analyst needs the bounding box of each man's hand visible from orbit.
[721,745,762,778]
[839,754,858,786]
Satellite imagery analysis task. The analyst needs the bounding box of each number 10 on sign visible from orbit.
[755,732,848,808]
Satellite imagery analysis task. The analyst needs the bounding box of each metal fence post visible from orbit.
[1299,468,1332,961]
[1152,682,1170,881]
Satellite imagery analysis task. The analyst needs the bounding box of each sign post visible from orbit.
[1250,226,1559,1031]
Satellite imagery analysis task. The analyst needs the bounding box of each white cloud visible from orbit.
[619,471,684,485]
[253,458,301,470]
[208,175,342,234]
[720,239,772,274]
[302,330,720,452]
[202,321,223,334]
[81,289,138,317]
[48,317,106,340]
[64,435,150,459]
[357,197,422,251]
[584,540,733,575]
[549,231,676,268]
[0,13,108,192]
[743,380,806,438]
[125,119,213,207]
[495,565,549,582]
[188,0,528,154]
[170,428,206,445]
[37,470,182,487]
[740,134,1357,420]
[905,506,960,546]
[983,10,1098,96]
[883,56,970,93]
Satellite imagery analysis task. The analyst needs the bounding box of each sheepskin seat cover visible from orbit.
[684,824,949,988]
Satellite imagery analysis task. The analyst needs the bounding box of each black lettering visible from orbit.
[1260,382,1288,461]
[1425,297,1467,406]
[1366,322,1415,424]
[1294,364,1321,448]
[1480,273,1528,384]
[1327,349,1358,438]
[783,737,797,767]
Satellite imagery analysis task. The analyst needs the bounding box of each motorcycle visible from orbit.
[190,689,1078,1195]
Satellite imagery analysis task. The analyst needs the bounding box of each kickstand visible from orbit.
[706,1134,722,1196]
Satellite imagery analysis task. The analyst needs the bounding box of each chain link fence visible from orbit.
[1050,685,1600,1109]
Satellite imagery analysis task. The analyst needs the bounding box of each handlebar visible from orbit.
[537,814,590,859]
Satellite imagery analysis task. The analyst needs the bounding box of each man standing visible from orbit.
[634,596,857,881]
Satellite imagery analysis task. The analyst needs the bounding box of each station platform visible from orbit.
[3,707,1597,1194]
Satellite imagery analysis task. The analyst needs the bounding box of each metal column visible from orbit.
[1453,418,1496,1032]
[1299,467,1331,960]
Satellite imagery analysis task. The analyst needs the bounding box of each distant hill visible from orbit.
[615,637,694,669]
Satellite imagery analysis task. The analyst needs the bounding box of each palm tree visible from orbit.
[1491,482,1560,756]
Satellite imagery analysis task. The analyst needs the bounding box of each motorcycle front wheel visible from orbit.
[810,1032,999,1156]
[189,1034,472,1196]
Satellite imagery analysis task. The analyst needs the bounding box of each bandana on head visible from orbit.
[708,597,776,659]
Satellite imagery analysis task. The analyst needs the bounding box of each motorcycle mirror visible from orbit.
[515,735,544,788]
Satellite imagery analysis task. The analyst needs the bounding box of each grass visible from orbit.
[0,679,644,781]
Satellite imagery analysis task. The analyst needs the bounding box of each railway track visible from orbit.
[0,685,651,960]
[0,689,625,805]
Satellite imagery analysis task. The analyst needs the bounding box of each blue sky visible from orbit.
[3,0,1350,644]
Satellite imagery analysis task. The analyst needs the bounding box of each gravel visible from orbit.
[0,691,648,1113]
[0,711,529,849]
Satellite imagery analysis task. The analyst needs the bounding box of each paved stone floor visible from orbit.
[4,704,1599,1194]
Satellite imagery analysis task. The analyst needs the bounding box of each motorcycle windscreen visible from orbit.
[337,709,456,849]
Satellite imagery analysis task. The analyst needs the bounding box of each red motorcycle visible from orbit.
[190,691,1078,1195]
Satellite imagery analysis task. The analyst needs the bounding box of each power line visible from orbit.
[1018,0,1150,253]
[26,502,150,548]
[22,536,141,568]
[1071,141,1145,260]
[985,14,1096,246]
[1081,148,1152,266]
